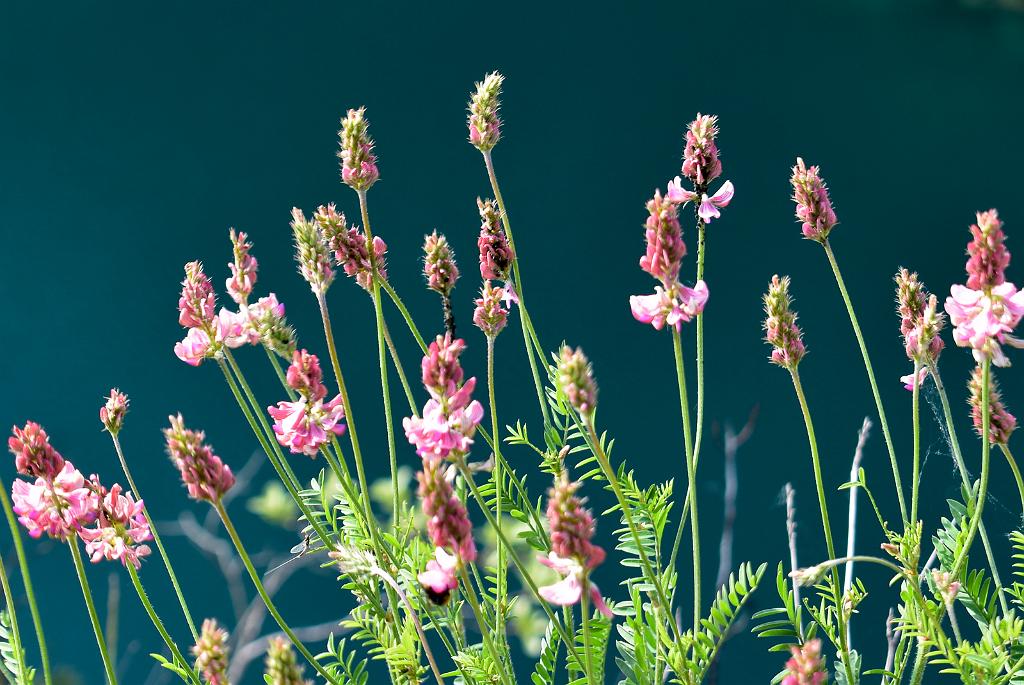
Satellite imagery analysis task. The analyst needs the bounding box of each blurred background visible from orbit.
[3,0,1024,682]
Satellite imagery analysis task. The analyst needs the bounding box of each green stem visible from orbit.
[579,575,596,685]
[69,540,119,684]
[999,443,1024,519]
[911,360,921,526]
[126,565,198,684]
[264,344,298,401]
[482,150,551,429]
[0,552,29,684]
[383,318,418,416]
[0,485,51,684]
[671,327,700,627]
[457,565,513,685]
[486,336,508,647]
[953,358,991,579]
[928,362,1009,614]
[379,279,428,354]
[790,369,855,685]
[213,500,340,684]
[908,643,927,685]
[822,240,907,525]
[692,219,707,489]
[111,434,199,641]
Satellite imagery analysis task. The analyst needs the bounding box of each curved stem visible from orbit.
[457,565,513,685]
[126,565,199,684]
[379,279,428,354]
[111,435,199,641]
[953,359,991,579]
[911,360,921,526]
[999,443,1024,519]
[671,327,700,627]
[486,336,508,647]
[69,540,119,684]
[383,318,418,416]
[0,485,51,684]
[790,369,855,685]
[0,552,30,684]
[213,500,340,684]
[822,240,908,525]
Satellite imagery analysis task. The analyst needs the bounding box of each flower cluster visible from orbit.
[423,231,459,297]
[164,414,235,502]
[557,345,598,416]
[895,269,945,388]
[314,202,387,291]
[290,207,335,296]
[100,388,129,435]
[467,72,503,152]
[338,107,379,191]
[226,228,258,305]
[966,209,1010,291]
[473,280,508,338]
[791,158,838,242]
[264,636,311,685]
[477,197,513,282]
[763,275,806,370]
[193,619,230,685]
[781,639,826,685]
[268,350,346,458]
[78,483,152,570]
[968,365,1017,445]
[681,113,722,187]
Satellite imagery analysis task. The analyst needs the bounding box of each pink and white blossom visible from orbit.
[630,281,709,331]
[536,552,612,618]
[78,483,152,569]
[418,546,459,596]
[268,396,346,458]
[944,282,1024,366]
[11,461,98,540]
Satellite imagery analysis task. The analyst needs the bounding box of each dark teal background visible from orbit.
[3,1,1024,682]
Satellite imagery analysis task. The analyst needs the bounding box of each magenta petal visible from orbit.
[538,574,583,606]
[709,180,734,207]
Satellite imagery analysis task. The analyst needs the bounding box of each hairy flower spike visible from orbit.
[420,334,467,401]
[681,113,722,187]
[338,107,379,191]
[764,275,806,369]
[969,365,1017,445]
[11,461,98,540]
[78,483,152,569]
[264,636,311,685]
[417,458,476,562]
[967,209,1010,291]
[423,231,459,297]
[100,389,129,436]
[547,471,605,569]
[781,638,826,685]
[791,158,838,242]
[477,197,513,281]
[473,280,508,338]
[314,203,387,291]
[895,269,945,365]
[286,349,327,401]
[193,619,230,685]
[467,71,504,152]
[226,229,258,305]
[164,415,235,503]
[9,421,65,480]
[290,207,335,296]
[557,346,597,416]
[178,261,217,329]
[639,190,686,284]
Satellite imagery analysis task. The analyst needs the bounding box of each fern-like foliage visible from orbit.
[0,609,33,685]
[531,620,561,685]
[316,634,370,685]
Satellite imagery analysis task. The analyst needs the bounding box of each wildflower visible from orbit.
[9,421,65,480]
[264,636,310,685]
[417,458,476,562]
[290,207,335,296]
[945,282,1024,367]
[477,197,513,281]
[11,461,98,540]
[791,158,838,242]
[164,415,235,503]
[99,389,129,436]
[473,281,508,337]
[968,365,1017,445]
[930,569,961,608]
[243,293,296,356]
[403,388,484,461]
[630,281,708,331]
[178,261,217,329]
[900,367,928,391]
[681,113,722,187]
[420,334,467,402]
[764,275,806,370]
[423,231,459,297]
[267,396,346,458]
[314,203,387,291]
[338,107,379,191]
[78,483,152,569]
[226,229,258,305]
[639,190,686,284]
[174,326,211,367]
[667,178,735,224]
[789,564,828,587]
[536,553,612,618]
[781,638,827,685]
[557,346,597,416]
[467,72,503,152]
[418,546,459,605]
[966,209,1010,291]
[285,349,328,400]
[193,619,230,685]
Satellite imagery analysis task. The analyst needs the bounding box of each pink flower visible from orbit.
[536,553,612,618]
[403,395,484,461]
[421,335,467,402]
[477,197,514,281]
[681,113,722,186]
[286,349,328,401]
[764,275,806,370]
[174,328,211,366]
[467,72,503,152]
[193,619,230,685]
[473,281,508,338]
[900,367,928,391]
[969,365,1017,445]
[422,231,459,297]
[78,483,152,569]
[945,283,1024,367]
[418,546,459,598]
[966,209,1010,291]
[100,389,129,435]
[11,461,98,540]
[9,422,65,480]
[226,229,258,305]
[667,178,735,224]
[214,308,248,349]
[267,396,346,458]
[791,158,838,242]
[557,346,598,415]
[338,107,379,191]
[164,415,235,503]
[418,458,476,562]
[781,639,826,685]
[639,190,686,284]
[178,261,216,329]
[315,203,388,291]
[630,281,709,331]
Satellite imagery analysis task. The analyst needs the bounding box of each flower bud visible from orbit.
[681,113,722,187]
[193,619,230,685]
[467,72,504,152]
[473,281,508,338]
[338,107,379,191]
[791,158,838,242]
[423,231,459,297]
[290,207,335,296]
[100,389,129,435]
[557,346,597,416]
[763,275,806,370]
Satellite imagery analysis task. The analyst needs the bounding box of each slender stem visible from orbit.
[69,540,119,684]
[213,500,340,684]
[822,240,908,525]
[264,344,298,401]
[383,318,418,416]
[0,552,29,684]
[911,360,922,526]
[0,485,51,684]
[908,644,928,685]
[790,369,855,685]
[110,435,199,641]
[368,566,446,685]
[999,443,1024,518]
[953,359,992,579]
[692,220,707,491]
[379,279,428,354]
[126,565,198,685]
[671,327,700,627]
[579,575,596,685]
[486,336,508,648]
[481,150,551,429]
[457,565,513,685]
[929,362,1008,614]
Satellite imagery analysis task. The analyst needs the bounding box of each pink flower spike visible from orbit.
[9,422,65,480]
[698,181,734,224]
[418,547,459,596]
[666,177,698,205]
[267,396,346,458]
[536,553,612,617]
[901,367,928,391]
[78,483,153,569]
[11,461,98,540]
[174,328,211,366]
